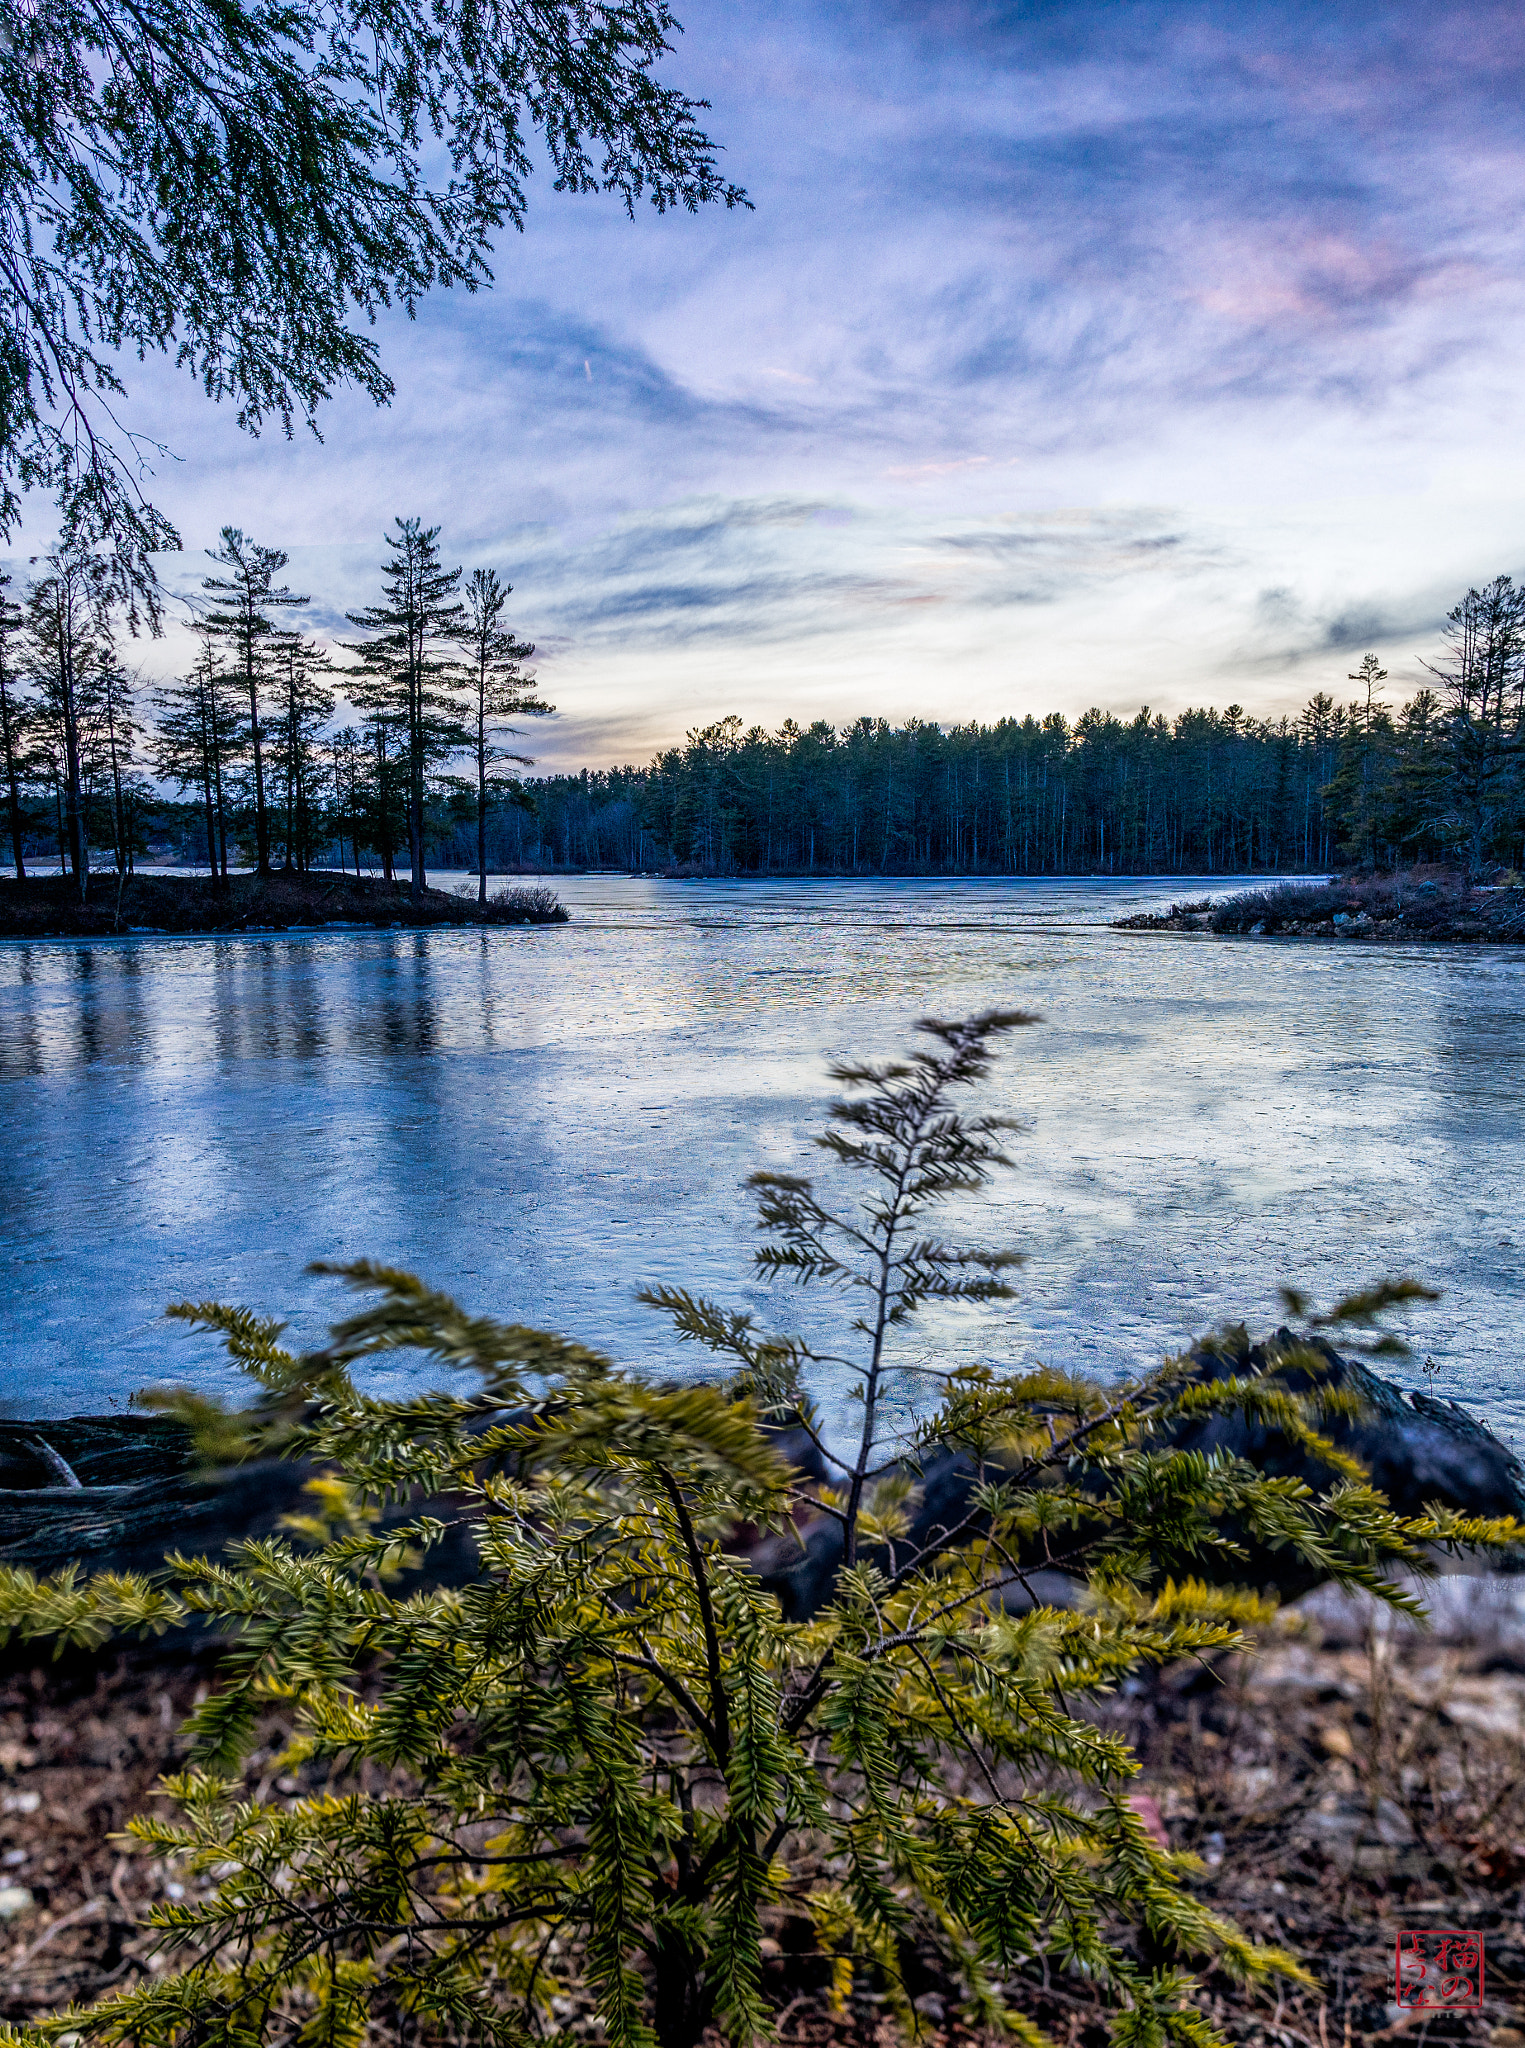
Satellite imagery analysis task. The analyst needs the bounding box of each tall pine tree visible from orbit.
[1323,654,1393,870]
[0,568,29,880]
[267,631,335,872]
[153,632,247,884]
[24,549,112,902]
[457,568,549,903]
[199,530,307,877]
[327,725,366,878]
[95,655,143,875]
[345,519,464,900]
[1425,576,1525,875]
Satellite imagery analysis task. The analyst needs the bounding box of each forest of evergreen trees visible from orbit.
[4,525,1524,886]
[497,622,1525,878]
[0,521,546,905]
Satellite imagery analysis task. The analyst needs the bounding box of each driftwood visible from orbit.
[0,1417,314,1579]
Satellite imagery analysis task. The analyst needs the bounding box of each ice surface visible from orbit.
[0,875,1520,1447]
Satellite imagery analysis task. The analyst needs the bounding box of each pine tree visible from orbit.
[457,568,550,903]
[94,655,143,875]
[0,568,30,880]
[23,549,112,902]
[2,1017,1517,2048]
[1425,576,1525,875]
[267,632,335,872]
[328,725,366,877]
[153,635,247,885]
[345,519,466,900]
[349,690,408,884]
[1378,688,1447,861]
[199,530,308,877]
[1323,654,1392,869]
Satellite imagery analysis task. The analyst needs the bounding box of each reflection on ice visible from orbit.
[0,875,1521,1442]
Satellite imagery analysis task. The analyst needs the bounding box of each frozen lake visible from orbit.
[1,875,1521,1443]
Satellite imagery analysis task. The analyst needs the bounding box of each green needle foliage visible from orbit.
[0,1015,1519,2048]
[2,0,747,603]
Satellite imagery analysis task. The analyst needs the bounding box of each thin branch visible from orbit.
[657,1467,731,1766]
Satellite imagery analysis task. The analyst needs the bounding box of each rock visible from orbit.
[0,1885,34,1919]
[0,1414,487,1659]
[1298,1560,1525,1659]
[749,1329,1525,1620]
[1401,1672,1525,1740]
[1303,1793,1413,1850]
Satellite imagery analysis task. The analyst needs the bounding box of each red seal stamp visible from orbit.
[1395,1929,1484,2010]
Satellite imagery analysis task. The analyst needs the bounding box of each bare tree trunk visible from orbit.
[63,716,87,904]
[477,699,488,905]
[283,664,296,872]
[203,775,217,879]
[212,733,229,884]
[377,726,395,885]
[329,741,348,878]
[248,674,271,875]
[410,670,425,900]
[0,680,25,881]
[109,732,127,874]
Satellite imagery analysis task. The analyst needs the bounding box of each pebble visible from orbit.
[0,1886,34,1920]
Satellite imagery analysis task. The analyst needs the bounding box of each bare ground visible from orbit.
[0,1578,1519,2047]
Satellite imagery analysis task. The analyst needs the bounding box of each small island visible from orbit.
[1115,868,1525,942]
[0,871,568,940]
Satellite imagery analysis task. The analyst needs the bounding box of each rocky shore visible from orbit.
[1115,869,1525,943]
[0,871,567,938]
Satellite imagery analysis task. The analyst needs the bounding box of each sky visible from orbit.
[19,0,1525,770]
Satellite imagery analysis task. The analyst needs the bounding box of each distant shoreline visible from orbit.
[1113,869,1525,943]
[0,871,568,940]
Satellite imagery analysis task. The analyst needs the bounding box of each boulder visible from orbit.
[747,1330,1525,1620]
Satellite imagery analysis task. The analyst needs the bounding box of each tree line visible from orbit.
[513,579,1525,879]
[3,553,1523,890]
[0,520,548,907]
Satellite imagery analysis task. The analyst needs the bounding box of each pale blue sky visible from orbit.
[19,0,1525,768]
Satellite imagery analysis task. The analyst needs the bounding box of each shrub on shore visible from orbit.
[1204,870,1470,935]
[0,870,568,937]
[1117,866,1525,940]
[491,883,565,921]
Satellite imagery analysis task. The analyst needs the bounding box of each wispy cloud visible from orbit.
[12,0,1525,749]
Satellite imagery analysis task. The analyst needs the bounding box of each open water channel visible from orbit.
[1,876,1522,1442]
